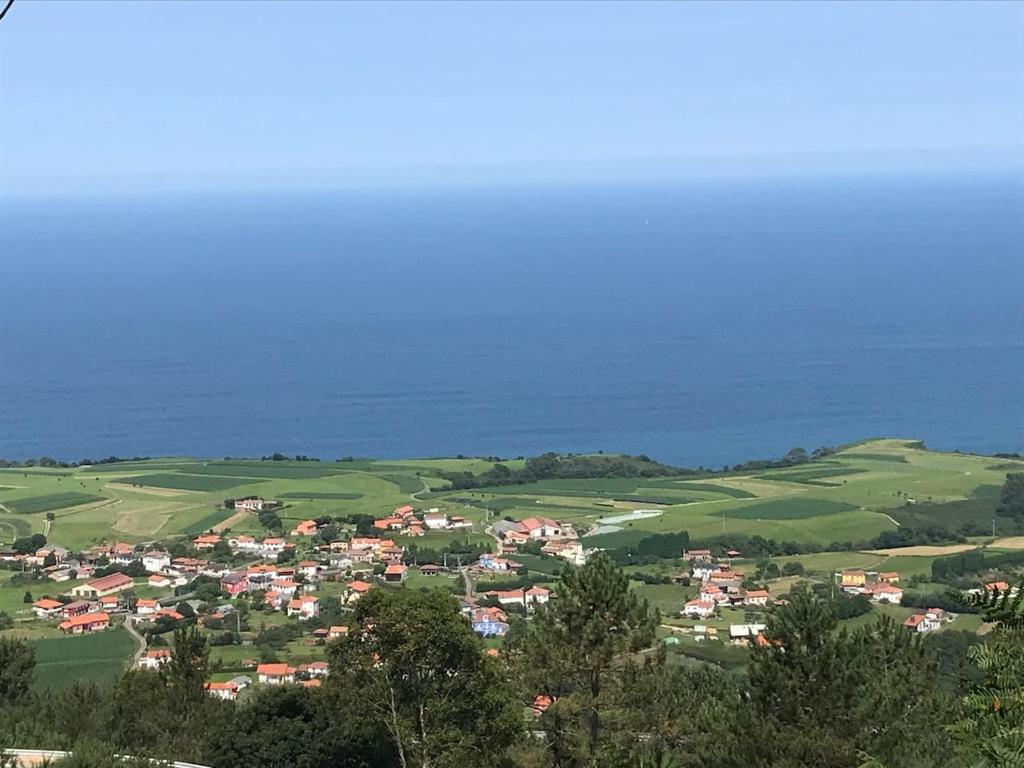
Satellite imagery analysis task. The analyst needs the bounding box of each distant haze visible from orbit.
[1,1,1022,194]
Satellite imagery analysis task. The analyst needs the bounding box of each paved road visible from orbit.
[123,615,147,667]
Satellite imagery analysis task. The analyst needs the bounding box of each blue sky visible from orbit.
[0,0,1021,192]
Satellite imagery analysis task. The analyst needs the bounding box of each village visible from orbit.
[2,491,1010,704]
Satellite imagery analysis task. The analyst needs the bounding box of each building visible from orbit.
[682,599,716,619]
[71,572,134,599]
[904,609,944,634]
[135,598,160,618]
[220,572,248,596]
[729,623,768,646]
[744,590,771,607]
[383,564,408,583]
[137,649,172,670]
[235,496,266,512]
[299,661,330,678]
[840,569,867,588]
[257,663,296,685]
[328,625,348,639]
[58,611,110,634]
[877,571,900,584]
[868,583,904,604]
[423,512,449,530]
[684,549,714,563]
[287,595,320,620]
[526,586,551,605]
[141,551,171,573]
[33,598,64,619]
[517,516,563,539]
[290,520,318,537]
[192,534,222,551]
[148,574,171,588]
[205,682,239,701]
[346,580,373,602]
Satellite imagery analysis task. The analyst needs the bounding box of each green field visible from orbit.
[277,491,364,500]
[725,497,859,520]
[121,473,263,492]
[31,627,137,692]
[1,492,106,514]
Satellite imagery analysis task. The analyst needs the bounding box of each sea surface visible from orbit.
[1,172,1022,467]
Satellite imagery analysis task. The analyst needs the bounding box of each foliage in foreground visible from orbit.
[0,560,1019,768]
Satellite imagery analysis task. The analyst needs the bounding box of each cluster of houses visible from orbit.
[680,549,773,619]
[457,586,552,637]
[369,505,474,537]
[492,516,588,565]
[838,569,904,604]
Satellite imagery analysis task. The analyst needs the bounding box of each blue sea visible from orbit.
[1,172,1022,467]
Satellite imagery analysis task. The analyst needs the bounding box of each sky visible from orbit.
[0,0,1022,193]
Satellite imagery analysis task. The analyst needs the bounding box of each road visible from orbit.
[123,615,147,667]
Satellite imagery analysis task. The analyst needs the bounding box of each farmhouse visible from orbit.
[682,599,716,619]
[291,519,318,536]
[904,609,944,634]
[729,623,768,646]
[517,516,563,539]
[743,590,771,607]
[257,663,296,685]
[33,598,64,619]
[867,583,904,604]
[192,534,221,551]
[71,572,134,599]
[58,611,110,634]
[328,625,348,639]
[287,595,320,620]
[383,564,409,583]
[423,512,448,530]
[346,580,374,601]
[135,599,160,618]
[137,649,172,670]
[235,496,266,512]
[142,551,171,573]
[205,682,239,701]
[840,569,867,589]
[148,574,171,588]
[684,549,714,563]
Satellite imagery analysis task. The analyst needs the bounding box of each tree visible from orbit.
[0,636,35,706]
[160,625,209,708]
[22,591,32,604]
[781,561,805,577]
[11,534,46,555]
[951,582,1024,766]
[744,586,953,767]
[327,588,520,768]
[521,552,657,764]
[997,473,1024,520]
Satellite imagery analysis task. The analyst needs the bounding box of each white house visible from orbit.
[257,663,295,685]
[423,512,449,530]
[526,586,551,605]
[743,590,771,607]
[691,563,717,582]
[682,599,716,619]
[142,551,171,573]
[137,649,172,670]
[869,583,904,604]
[287,595,320,620]
[904,609,944,634]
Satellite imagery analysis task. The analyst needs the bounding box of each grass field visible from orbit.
[122,473,264,492]
[1,492,106,514]
[0,437,1015,561]
[31,627,137,692]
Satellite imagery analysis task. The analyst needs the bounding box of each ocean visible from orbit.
[1,172,1021,467]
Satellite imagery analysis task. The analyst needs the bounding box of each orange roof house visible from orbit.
[290,520,318,537]
[58,611,110,634]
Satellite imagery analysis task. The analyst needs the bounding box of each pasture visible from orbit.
[31,627,137,692]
